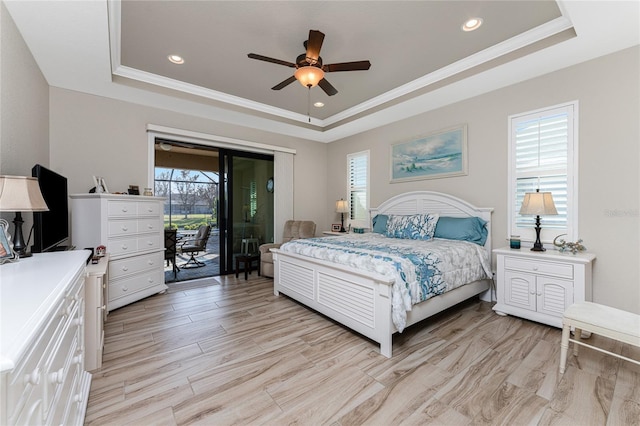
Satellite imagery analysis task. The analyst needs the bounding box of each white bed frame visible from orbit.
[272,191,493,357]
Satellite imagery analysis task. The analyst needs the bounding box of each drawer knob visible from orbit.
[147,224,154,229]
[122,286,128,292]
[49,368,65,384]
[75,316,84,326]
[73,354,82,364]
[532,266,538,271]
[148,260,154,265]
[122,207,128,212]
[102,304,107,311]
[121,226,128,231]
[147,241,153,246]
[121,244,128,250]
[122,266,129,272]
[25,368,40,385]
[148,278,154,283]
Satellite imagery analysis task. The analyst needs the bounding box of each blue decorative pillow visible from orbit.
[434,216,488,246]
[372,214,388,233]
[385,213,439,240]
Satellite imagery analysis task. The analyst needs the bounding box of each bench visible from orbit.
[560,301,640,374]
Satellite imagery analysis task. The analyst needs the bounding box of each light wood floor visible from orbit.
[86,275,640,425]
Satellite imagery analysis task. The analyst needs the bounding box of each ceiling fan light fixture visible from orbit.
[294,66,325,88]
[462,17,483,32]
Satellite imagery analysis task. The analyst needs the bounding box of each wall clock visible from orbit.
[266,177,274,193]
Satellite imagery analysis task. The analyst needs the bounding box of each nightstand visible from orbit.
[322,231,348,236]
[493,247,596,328]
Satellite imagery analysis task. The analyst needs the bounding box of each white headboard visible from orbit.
[369,191,494,257]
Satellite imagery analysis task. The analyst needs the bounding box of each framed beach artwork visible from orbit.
[390,124,468,183]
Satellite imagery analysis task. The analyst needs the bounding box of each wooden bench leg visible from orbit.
[560,324,571,374]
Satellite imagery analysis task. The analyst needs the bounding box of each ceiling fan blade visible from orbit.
[271,75,297,90]
[318,78,338,96]
[248,53,296,68]
[305,30,325,64]
[323,60,371,72]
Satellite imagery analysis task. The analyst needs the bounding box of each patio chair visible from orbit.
[179,225,211,269]
[164,228,179,279]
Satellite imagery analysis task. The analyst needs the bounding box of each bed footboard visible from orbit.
[273,250,396,357]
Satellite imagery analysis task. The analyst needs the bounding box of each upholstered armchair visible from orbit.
[259,220,316,278]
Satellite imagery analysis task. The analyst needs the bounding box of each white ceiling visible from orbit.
[5,1,639,143]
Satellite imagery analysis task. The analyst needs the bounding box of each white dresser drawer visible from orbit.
[107,236,138,257]
[108,219,138,237]
[138,218,163,234]
[504,256,574,279]
[42,311,80,422]
[109,269,165,301]
[137,201,162,216]
[109,252,164,279]
[107,200,137,217]
[6,305,65,421]
[137,234,162,252]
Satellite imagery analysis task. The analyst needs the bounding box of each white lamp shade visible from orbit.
[519,191,557,216]
[294,66,325,88]
[336,199,350,213]
[0,175,49,212]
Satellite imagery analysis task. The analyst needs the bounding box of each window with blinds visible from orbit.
[347,150,369,226]
[508,102,578,243]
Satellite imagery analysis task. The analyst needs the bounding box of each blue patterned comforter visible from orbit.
[279,233,491,332]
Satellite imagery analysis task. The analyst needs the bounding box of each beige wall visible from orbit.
[327,46,640,313]
[49,88,328,232]
[0,3,49,230]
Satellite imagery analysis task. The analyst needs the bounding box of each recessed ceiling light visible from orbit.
[167,54,184,64]
[314,102,325,108]
[462,17,483,32]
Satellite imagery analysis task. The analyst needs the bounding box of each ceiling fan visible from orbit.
[248,30,371,96]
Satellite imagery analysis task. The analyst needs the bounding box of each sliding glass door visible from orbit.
[219,150,274,274]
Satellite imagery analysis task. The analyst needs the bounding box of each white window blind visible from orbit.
[509,102,577,243]
[347,151,369,225]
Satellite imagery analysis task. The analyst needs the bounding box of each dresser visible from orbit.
[70,194,167,312]
[493,247,596,328]
[0,251,92,426]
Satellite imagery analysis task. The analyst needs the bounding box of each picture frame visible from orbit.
[128,185,140,195]
[331,224,342,232]
[92,176,109,194]
[390,124,468,183]
[0,219,18,264]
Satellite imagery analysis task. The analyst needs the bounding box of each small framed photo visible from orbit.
[331,224,342,232]
[0,219,18,264]
[128,185,140,195]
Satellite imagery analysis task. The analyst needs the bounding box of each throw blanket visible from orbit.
[279,233,491,332]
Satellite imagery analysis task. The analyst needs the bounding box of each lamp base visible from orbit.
[531,215,546,251]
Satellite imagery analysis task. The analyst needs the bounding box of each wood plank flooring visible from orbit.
[85,275,640,425]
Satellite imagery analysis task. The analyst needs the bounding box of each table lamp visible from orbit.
[335,199,350,232]
[519,189,557,251]
[0,175,49,258]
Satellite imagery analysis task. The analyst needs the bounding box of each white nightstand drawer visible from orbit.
[504,256,573,279]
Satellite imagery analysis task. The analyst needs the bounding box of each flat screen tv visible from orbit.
[31,164,69,252]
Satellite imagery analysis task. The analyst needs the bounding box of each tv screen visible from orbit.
[31,164,69,252]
